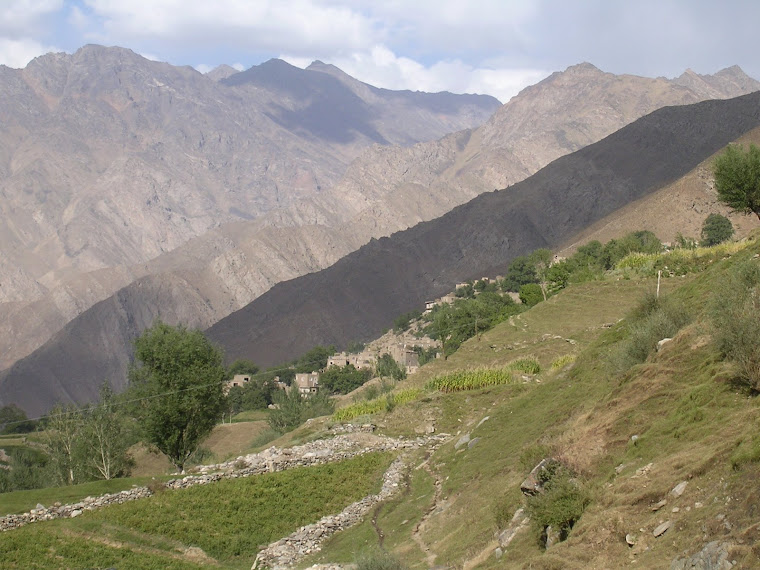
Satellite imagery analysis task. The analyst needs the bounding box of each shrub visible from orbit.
[524,465,590,545]
[550,354,577,371]
[519,283,544,307]
[508,356,542,375]
[700,213,734,246]
[709,260,760,391]
[613,293,692,371]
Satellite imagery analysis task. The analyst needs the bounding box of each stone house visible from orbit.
[294,372,320,396]
[327,352,375,370]
[225,373,252,394]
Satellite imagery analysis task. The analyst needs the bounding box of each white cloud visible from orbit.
[0,0,62,37]
[284,44,548,102]
[82,0,378,55]
[0,37,59,68]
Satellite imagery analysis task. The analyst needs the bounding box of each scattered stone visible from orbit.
[671,481,688,498]
[633,463,653,478]
[653,521,672,537]
[672,507,680,513]
[476,416,490,428]
[656,338,673,351]
[454,433,471,450]
[498,508,529,548]
[651,500,667,512]
[626,533,637,546]
[545,525,561,548]
[35,503,44,511]
[70,510,82,518]
[499,507,530,548]
[670,541,732,570]
[631,435,640,445]
[467,437,481,449]
[493,547,503,559]
[615,463,626,474]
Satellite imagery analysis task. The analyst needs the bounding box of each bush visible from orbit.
[524,465,590,545]
[519,283,543,307]
[613,293,692,371]
[709,260,760,391]
[701,213,734,246]
[267,389,335,433]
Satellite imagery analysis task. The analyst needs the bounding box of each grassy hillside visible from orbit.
[3,236,759,569]
[301,235,760,568]
[0,452,392,569]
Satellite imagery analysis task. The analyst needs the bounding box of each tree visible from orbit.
[44,403,84,485]
[519,283,544,307]
[80,384,134,480]
[700,213,734,246]
[376,353,406,381]
[267,388,334,433]
[501,256,538,292]
[713,143,760,221]
[128,321,226,472]
[529,248,553,301]
[320,364,372,394]
[0,404,36,434]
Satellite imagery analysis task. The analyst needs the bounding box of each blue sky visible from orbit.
[2,0,759,102]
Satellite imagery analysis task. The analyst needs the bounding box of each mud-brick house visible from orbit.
[225,374,252,394]
[294,372,320,396]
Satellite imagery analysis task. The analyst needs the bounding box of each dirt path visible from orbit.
[410,453,444,568]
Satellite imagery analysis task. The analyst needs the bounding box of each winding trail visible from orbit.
[410,452,445,568]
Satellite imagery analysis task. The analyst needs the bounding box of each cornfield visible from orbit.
[425,366,517,392]
[332,388,422,422]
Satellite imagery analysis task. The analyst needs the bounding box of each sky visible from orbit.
[1,0,759,103]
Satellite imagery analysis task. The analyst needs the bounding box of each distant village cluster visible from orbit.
[227,332,439,396]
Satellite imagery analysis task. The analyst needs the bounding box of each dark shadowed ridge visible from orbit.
[205,91,760,366]
[223,58,388,144]
[3,91,760,415]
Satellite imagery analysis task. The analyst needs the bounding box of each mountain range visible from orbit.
[1,46,760,414]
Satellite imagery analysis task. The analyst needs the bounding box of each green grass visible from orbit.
[1,452,393,568]
[0,523,206,569]
[0,475,174,516]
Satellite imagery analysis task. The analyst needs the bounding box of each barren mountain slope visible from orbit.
[3,64,757,374]
[0,45,499,305]
[204,91,760,368]
[2,64,758,409]
[0,45,499,368]
[5,90,760,414]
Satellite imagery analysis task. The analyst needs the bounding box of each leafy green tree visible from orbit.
[530,248,554,300]
[713,143,760,221]
[128,321,226,472]
[44,403,85,485]
[295,345,336,373]
[80,384,134,480]
[267,388,334,433]
[0,447,51,492]
[393,310,422,332]
[455,282,475,298]
[320,364,372,394]
[519,283,544,307]
[227,359,260,378]
[346,340,365,354]
[700,213,734,246]
[501,256,539,292]
[376,354,406,381]
[0,404,36,434]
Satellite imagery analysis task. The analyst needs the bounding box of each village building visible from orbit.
[224,373,252,394]
[294,372,320,396]
[327,352,375,370]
